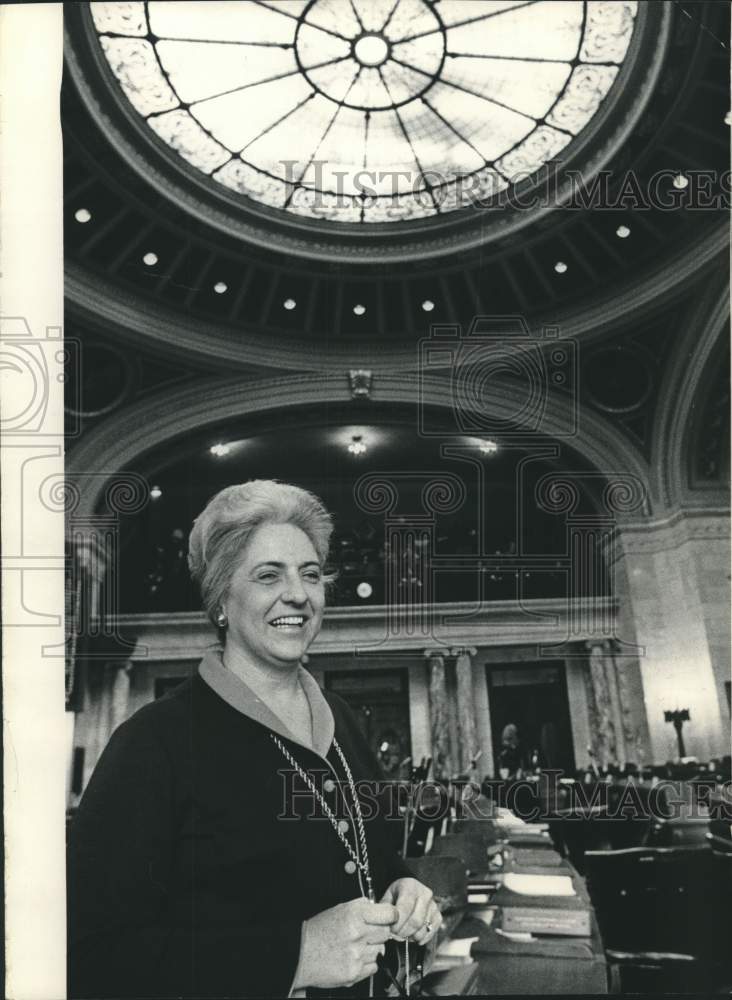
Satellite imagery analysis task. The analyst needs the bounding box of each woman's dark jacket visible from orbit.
[67,650,408,998]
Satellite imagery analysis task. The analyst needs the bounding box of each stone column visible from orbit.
[609,644,645,765]
[426,651,453,779]
[585,641,618,768]
[609,511,728,762]
[453,647,479,774]
[585,640,631,768]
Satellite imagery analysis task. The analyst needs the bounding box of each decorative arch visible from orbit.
[651,274,729,511]
[67,370,653,517]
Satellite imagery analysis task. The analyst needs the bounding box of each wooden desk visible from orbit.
[426,825,607,994]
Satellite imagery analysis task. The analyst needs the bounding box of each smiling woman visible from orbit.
[67,480,441,999]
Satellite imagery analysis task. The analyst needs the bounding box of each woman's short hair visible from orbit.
[188,480,333,623]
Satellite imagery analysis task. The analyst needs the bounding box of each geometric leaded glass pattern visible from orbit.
[91,0,638,222]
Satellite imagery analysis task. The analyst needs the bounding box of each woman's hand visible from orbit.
[379,877,443,944]
[292,897,398,990]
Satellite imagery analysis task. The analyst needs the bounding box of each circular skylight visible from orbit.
[91,1,638,224]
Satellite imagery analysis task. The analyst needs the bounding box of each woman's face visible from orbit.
[222,521,325,669]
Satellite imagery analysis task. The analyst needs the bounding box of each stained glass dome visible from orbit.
[91,1,638,224]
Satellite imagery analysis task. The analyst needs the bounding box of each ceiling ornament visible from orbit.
[349,369,373,398]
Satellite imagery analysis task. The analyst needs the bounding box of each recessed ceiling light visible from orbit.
[725,111,731,126]
[74,208,92,223]
[214,281,228,294]
[210,442,232,457]
[283,298,296,310]
[554,261,568,274]
[479,439,499,455]
[143,252,158,266]
[149,485,162,500]
[672,173,689,190]
[422,299,435,312]
[356,581,373,599]
[616,224,631,238]
[353,303,366,316]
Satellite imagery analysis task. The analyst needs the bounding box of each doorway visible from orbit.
[487,660,575,775]
[324,668,411,778]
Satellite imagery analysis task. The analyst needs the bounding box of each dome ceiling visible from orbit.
[90,0,638,224]
[63,0,729,372]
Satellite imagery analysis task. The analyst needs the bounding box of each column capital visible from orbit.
[585,638,612,655]
[450,646,477,658]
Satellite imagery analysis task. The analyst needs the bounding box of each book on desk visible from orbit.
[492,874,592,937]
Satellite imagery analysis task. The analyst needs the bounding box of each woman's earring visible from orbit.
[215,610,228,629]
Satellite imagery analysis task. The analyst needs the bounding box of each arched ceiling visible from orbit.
[63,0,730,523]
[62,0,729,373]
[88,1,641,226]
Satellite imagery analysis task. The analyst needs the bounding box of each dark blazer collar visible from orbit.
[198,646,335,758]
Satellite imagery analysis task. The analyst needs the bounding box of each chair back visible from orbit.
[405,783,451,857]
[650,816,710,847]
[585,846,719,958]
[429,832,490,875]
[450,816,499,846]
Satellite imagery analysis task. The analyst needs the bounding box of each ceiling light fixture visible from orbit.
[356,581,373,599]
[283,298,296,310]
[210,442,232,457]
[74,208,92,223]
[616,224,631,238]
[353,303,366,316]
[672,173,689,190]
[142,252,159,266]
[422,299,435,312]
[479,439,499,455]
[348,434,367,456]
[554,261,568,274]
[149,485,162,500]
[213,281,228,294]
[725,111,732,126]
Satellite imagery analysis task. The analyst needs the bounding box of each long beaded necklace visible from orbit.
[270,733,375,902]
[271,734,421,996]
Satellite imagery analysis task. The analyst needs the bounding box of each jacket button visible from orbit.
[344,860,357,874]
[324,779,336,793]
[338,819,349,834]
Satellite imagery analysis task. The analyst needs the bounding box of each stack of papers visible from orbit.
[495,810,526,829]
[471,908,496,928]
[502,873,576,897]
[495,927,535,942]
[432,936,479,969]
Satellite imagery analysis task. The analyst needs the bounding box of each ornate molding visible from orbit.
[115,597,619,660]
[348,370,373,400]
[651,274,730,509]
[66,371,652,516]
[607,507,730,561]
[64,1,670,264]
[64,225,729,374]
